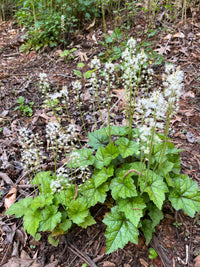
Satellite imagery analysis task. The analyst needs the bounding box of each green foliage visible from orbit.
[6,171,95,244]
[60,48,77,62]
[6,125,200,253]
[14,0,99,50]
[14,96,34,116]
[99,28,124,62]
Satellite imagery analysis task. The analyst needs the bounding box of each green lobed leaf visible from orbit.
[108,126,130,136]
[94,142,120,169]
[67,149,95,168]
[77,214,96,228]
[23,209,42,237]
[5,197,33,218]
[80,178,109,207]
[59,211,72,232]
[141,219,155,245]
[39,205,62,232]
[58,185,76,207]
[115,137,139,158]
[88,129,109,149]
[118,197,146,227]
[31,195,53,211]
[68,198,89,224]
[31,171,52,194]
[148,203,164,228]
[140,170,168,210]
[48,233,59,247]
[93,165,114,188]
[110,170,137,200]
[169,174,200,217]
[103,206,139,254]
[158,160,174,177]
[88,126,130,150]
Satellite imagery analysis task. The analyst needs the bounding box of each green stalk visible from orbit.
[107,72,111,142]
[31,2,37,31]
[76,88,88,138]
[140,126,155,195]
[101,0,107,35]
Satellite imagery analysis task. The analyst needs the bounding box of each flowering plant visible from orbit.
[6,38,200,253]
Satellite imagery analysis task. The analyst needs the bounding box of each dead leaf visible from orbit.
[139,258,148,267]
[1,110,9,117]
[44,260,59,267]
[172,32,185,38]
[4,187,17,209]
[170,115,182,125]
[154,45,171,55]
[21,249,31,259]
[182,91,195,99]
[86,18,95,31]
[54,50,63,58]
[164,33,172,40]
[192,53,200,61]
[82,90,91,101]
[103,261,115,267]
[0,172,14,185]
[194,254,200,267]
[186,131,197,143]
[77,51,88,62]
[92,34,98,44]
[112,89,127,107]
[3,126,12,136]
[2,257,42,267]
[179,47,189,57]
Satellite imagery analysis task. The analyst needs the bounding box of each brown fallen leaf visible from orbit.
[2,257,42,267]
[154,44,171,55]
[4,187,17,209]
[86,18,95,31]
[44,260,59,267]
[3,126,12,136]
[194,254,200,267]
[182,91,195,99]
[172,32,185,38]
[102,261,115,267]
[139,258,148,267]
[192,53,200,61]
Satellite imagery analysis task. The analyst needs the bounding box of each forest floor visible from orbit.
[1,6,200,267]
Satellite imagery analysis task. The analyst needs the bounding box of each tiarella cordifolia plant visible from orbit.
[6,38,200,254]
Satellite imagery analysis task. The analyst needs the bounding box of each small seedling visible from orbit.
[15,96,34,116]
[173,221,182,228]
[149,248,158,260]
[60,48,77,62]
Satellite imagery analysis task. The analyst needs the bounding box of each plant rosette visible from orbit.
[6,125,200,253]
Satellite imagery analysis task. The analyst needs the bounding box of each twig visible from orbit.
[0,172,14,185]
[68,243,97,267]
[150,234,172,267]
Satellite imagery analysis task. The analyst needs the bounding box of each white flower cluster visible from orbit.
[89,57,102,96]
[72,80,82,93]
[46,121,77,152]
[50,176,70,193]
[18,127,45,169]
[39,73,50,93]
[61,15,65,32]
[90,56,101,70]
[163,65,184,109]
[121,38,149,92]
[45,86,69,108]
[135,63,184,156]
